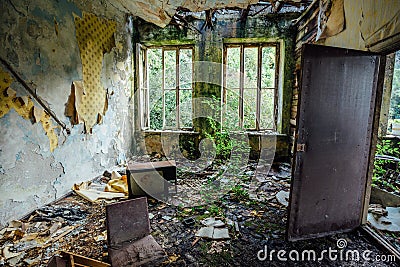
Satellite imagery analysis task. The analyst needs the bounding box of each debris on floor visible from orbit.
[0,203,87,266]
[369,203,389,216]
[275,190,290,207]
[72,172,128,203]
[0,160,398,266]
[47,251,110,267]
[368,205,400,232]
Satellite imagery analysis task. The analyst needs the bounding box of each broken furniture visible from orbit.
[47,251,110,267]
[127,160,177,200]
[106,197,165,267]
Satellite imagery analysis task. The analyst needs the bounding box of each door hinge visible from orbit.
[297,143,306,152]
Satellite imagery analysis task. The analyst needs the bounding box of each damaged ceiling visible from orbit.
[115,0,312,27]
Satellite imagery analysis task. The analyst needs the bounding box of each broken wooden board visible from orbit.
[47,251,110,267]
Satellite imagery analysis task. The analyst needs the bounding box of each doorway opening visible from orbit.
[368,50,400,253]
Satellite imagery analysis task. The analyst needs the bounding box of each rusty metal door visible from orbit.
[287,44,384,241]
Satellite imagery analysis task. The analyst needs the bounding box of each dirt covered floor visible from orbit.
[0,160,398,266]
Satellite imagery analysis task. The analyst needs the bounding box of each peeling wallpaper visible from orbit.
[0,0,134,227]
[73,12,117,132]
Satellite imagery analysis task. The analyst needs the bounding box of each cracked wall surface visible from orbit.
[0,0,134,227]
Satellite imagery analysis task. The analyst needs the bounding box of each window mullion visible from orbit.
[144,48,149,128]
[162,48,166,129]
[222,46,226,129]
[256,45,262,131]
[274,44,279,131]
[176,48,180,129]
[239,45,244,128]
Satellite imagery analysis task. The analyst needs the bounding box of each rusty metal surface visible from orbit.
[106,197,150,247]
[288,44,382,240]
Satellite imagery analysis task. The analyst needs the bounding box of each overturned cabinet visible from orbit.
[127,161,177,200]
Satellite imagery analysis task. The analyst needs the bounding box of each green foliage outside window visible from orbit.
[388,51,400,131]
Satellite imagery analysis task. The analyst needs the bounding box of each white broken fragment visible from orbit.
[72,181,126,203]
[275,190,290,207]
[212,228,230,240]
[226,218,234,226]
[162,215,172,221]
[111,171,122,180]
[2,245,21,260]
[48,222,62,235]
[201,217,225,227]
[195,226,230,240]
[8,220,22,229]
[7,252,25,267]
[195,227,214,239]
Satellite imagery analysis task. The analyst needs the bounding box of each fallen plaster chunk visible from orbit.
[212,228,230,240]
[195,227,214,239]
[7,252,25,266]
[195,226,230,240]
[275,190,290,207]
[8,221,22,229]
[2,245,21,260]
[201,217,225,227]
[162,215,172,221]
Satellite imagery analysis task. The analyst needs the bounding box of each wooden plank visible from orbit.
[256,45,262,130]
[293,0,318,25]
[60,251,111,267]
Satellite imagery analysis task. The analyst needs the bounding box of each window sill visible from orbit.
[245,131,286,136]
[142,129,285,137]
[142,129,199,134]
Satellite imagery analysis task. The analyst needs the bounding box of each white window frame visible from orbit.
[222,42,281,131]
[137,44,194,130]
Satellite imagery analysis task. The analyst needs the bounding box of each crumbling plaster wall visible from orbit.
[0,0,134,227]
[134,11,298,161]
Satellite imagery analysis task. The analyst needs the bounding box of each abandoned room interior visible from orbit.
[1,0,400,266]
